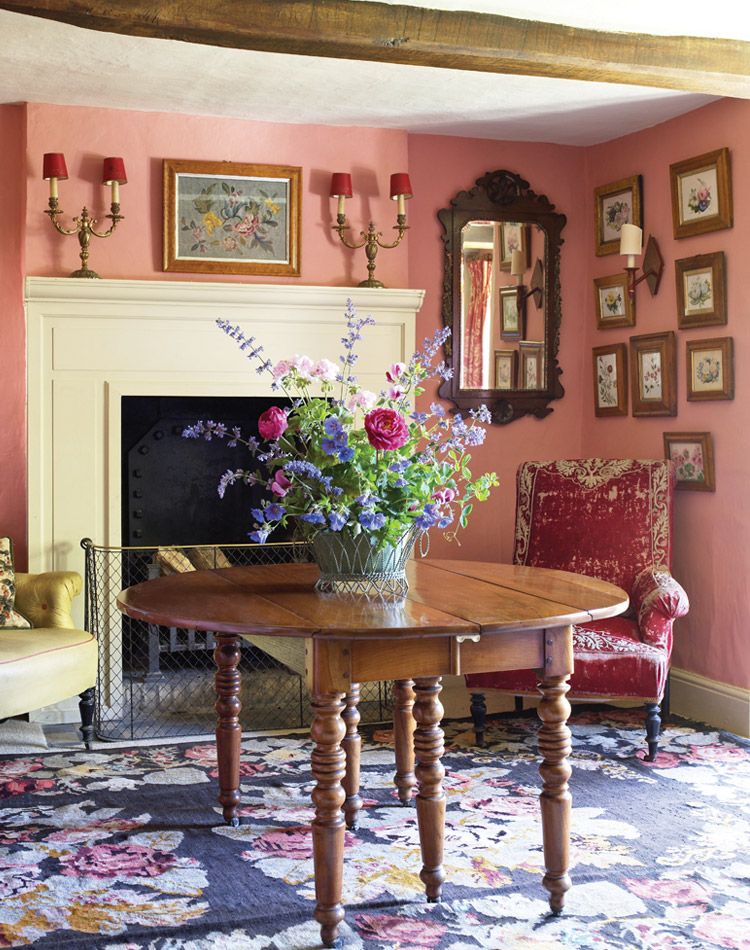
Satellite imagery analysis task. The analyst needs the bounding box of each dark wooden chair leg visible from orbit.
[644,703,661,762]
[514,696,524,713]
[470,692,487,747]
[78,686,96,749]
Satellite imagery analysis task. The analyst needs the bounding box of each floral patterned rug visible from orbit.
[1,709,748,949]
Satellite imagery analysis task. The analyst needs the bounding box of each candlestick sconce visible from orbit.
[511,250,544,310]
[43,153,126,278]
[329,172,412,287]
[620,223,663,300]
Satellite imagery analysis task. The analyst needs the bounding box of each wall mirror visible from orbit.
[438,170,567,423]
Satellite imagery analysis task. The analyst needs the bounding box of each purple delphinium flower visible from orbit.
[338,446,354,463]
[265,503,286,521]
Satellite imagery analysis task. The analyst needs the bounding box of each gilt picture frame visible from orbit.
[592,343,628,417]
[686,337,734,401]
[594,175,643,256]
[669,148,732,240]
[519,340,545,390]
[675,252,727,329]
[163,159,302,276]
[594,273,635,329]
[494,349,518,390]
[663,431,715,491]
[499,286,525,340]
[630,331,677,417]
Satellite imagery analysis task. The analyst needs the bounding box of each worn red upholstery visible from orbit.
[466,459,689,707]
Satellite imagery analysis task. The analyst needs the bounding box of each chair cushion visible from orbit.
[0,537,32,629]
[465,617,668,703]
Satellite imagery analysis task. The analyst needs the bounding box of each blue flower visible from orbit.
[248,528,271,543]
[321,437,338,456]
[324,416,344,436]
[415,503,439,531]
[359,511,386,531]
[328,509,349,532]
[338,446,355,463]
[265,503,286,521]
[251,507,265,523]
[300,511,327,525]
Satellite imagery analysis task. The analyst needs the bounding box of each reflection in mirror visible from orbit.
[438,170,566,424]
[459,221,547,390]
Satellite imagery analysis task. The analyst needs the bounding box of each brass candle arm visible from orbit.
[45,197,124,278]
[333,212,408,288]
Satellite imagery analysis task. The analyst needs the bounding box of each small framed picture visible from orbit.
[675,252,726,328]
[594,273,635,329]
[499,222,530,271]
[670,148,732,239]
[630,331,677,417]
[686,337,734,401]
[594,175,643,256]
[664,432,715,492]
[494,349,518,390]
[499,286,525,340]
[592,343,628,417]
[519,341,545,390]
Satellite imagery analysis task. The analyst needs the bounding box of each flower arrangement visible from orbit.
[183,301,497,550]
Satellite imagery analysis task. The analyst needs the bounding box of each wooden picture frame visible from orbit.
[663,431,716,491]
[519,341,545,390]
[592,343,628,417]
[499,286,526,340]
[630,331,677,417]
[593,273,635,329]
[499,222,530,271]
[594,175,643,256]
[494,349,518,390]
[686,337,734,401]
[670,148,732,239]
[163,159,301,276]
[675,252,727,328]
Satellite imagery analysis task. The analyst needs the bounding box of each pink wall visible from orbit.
[583,98,750,690]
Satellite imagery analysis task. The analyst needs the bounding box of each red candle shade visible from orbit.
[389,173,413,199]
[42,152,68,181]
[102,157,127,185]
[329,172,353,198]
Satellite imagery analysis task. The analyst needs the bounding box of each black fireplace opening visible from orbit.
[121,395,291,547]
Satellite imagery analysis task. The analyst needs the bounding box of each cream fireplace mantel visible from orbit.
[25,276,424,590]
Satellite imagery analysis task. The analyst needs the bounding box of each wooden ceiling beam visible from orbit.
[2,0,749,98]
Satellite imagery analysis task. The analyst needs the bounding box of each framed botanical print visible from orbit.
[499,286,525,340]
[630,331,677,417]
[675,252,726,328]
[593,273,635,329]
[519,341,545,390]
[499,222,530,271]
[686,337,734,401]
[592,343,628,417]
[594,175,643,256]
[663,431,715,491]
[494,349,518,390]
[669,148,732,239]
[163,159,302,276]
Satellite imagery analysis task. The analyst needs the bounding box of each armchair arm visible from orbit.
[13,571,83,630]
[631,567,689,650]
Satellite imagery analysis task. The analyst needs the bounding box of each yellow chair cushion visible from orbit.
[14,571,82,629]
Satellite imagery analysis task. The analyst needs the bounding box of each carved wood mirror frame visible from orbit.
[438,170,567,424]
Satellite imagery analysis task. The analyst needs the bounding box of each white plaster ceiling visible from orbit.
[0,3,745,146]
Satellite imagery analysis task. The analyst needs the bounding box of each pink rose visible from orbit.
[258,407,288,440]
[270,470,291,497]
[364,407,409,451]
[386,362,406,383]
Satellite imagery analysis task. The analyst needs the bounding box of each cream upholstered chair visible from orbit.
[465,459,689,761]
[0,568,98,747]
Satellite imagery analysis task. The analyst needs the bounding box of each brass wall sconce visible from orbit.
[329,172,412,287]
[620,223,663,300]
[511,250,544,309]
[43,152,127,278]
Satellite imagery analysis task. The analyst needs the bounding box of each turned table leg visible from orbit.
[342,684,363,830]
[393,678,416,805]
[311,690,347,949]
[413,676,446,902]
[537,672,572,913]
[214,633,243,827]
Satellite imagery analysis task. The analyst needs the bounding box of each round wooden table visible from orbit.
[118,558,628,949]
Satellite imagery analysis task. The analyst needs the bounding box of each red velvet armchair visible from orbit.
[466,459,689,760]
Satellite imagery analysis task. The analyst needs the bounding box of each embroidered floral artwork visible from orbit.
[596,354,618,408]
[670,442,706,482]
[686,273,713,311]
[603,198,630,234]
[639,351,663,400]
[1,711,747,949]
[687,176,712,215]
[695,354,721,386]
[601,288,624,317]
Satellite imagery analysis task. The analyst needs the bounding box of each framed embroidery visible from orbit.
[686,337,734,401]
[630,331,677,417]
[664,431,715,491]
[494,349,518,390]
[592,343,628,417]
[669,148,732,239]
[594,273,635,329]
[594,175,642,256]
[675,252,726,328]
[499,286,525,340]
[519,340,545,390]
[499,222,530,271]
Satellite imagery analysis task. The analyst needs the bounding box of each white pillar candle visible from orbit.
[337,194,346,216]
[49,177,58,199]
[397,194,406,217]
[619,223,642,257]
[111,180,120,205]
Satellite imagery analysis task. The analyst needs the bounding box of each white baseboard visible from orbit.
[670,667,750,739]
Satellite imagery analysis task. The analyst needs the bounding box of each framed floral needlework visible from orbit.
[592,343,627,417]
[675,252,726,329]
[494,349,518,390]
[499,286,525,340]
[670,148,732,239]
[499,222,530,271]
[664,431,715,491]
[594,273,635,329]
[630,331,677,417]
[686,337,734,401]
[163,159,301,276]
[594,175,642,256]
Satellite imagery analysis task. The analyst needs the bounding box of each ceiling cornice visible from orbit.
[2,0,749,98]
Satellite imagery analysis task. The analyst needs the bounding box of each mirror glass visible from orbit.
[438,170,566,424]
